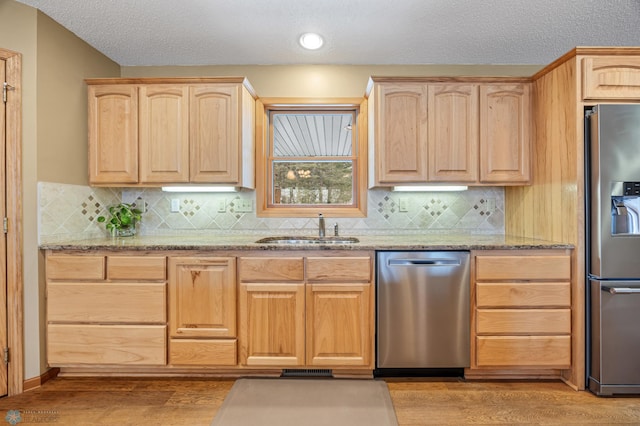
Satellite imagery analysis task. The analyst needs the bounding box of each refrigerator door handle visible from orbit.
[602,286,640,294]
[388,259,461,266]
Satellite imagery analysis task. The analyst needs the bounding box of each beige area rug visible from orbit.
[211,378,398,426]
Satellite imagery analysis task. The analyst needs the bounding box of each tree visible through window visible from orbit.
[256,99,367,218]
[269,110,356,206]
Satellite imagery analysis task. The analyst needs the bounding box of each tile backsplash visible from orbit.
[37,182,504,242]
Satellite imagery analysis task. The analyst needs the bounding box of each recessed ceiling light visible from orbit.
[299,33,324,50]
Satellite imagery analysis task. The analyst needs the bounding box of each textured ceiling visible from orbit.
[14,0,640,66]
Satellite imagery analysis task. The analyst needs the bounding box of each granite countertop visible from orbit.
[39,233,573,251]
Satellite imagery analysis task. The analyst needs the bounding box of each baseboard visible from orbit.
[54,366,373,379]
[463,367,563,381]
[23,368,60,392]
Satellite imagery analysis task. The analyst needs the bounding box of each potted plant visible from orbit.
[97,202,143,237]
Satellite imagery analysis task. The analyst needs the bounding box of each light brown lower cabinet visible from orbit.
[168,256,237,366]
[45,252,168,366]
[45,250,373,372]
[239,281,306,366]
[306,282,371,366]
[44,247,575,376]
[471,250,572,370]
[238,253,374,369]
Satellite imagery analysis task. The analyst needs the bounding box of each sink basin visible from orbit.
[255,236,360,245]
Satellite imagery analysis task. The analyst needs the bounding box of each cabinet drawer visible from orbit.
[239,257,304,282]
[476,282,570,307]
[170,339,237,366]
[476,335,570,368]
[48,283,166,323]
[47,324,166,365]
[46,255,105,280]
[475,255,570,281]
[582,57,640,100]
[306,257,371,282]
[107,256,166,280]
[476,309,571,334]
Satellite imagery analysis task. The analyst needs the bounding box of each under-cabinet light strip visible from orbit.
[161,186,237,193]
[392,185,468,192]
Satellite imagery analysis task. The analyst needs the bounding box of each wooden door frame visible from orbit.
[1,47,24,396]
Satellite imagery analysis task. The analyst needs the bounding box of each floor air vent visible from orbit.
[281,369,333,378]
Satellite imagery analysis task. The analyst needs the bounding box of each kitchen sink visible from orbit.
[255,236,360,245]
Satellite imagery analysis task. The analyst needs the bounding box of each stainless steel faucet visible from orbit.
[318,213,325,237]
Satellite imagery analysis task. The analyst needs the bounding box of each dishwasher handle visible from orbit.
[388,258,461,266]
[602,286,640,294]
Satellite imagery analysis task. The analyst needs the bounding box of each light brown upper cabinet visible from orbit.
[139,85,190,183]
[582,56,640,100]
[87,78,256,188]
[366,77,532,187]
[428,84,479,183]
[479,84,531,184]
[367,83,429,185]
[88,85,139,184]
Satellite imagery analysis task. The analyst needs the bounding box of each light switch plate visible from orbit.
[217,199,226,213]
[170,199,180,212]
[398,198,409,212]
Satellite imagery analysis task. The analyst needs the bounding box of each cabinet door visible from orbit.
[88,85,138,184]
[428,84,479,182]
[479,84,531,184]
[168,257,236,338]
[582,57,640,100]
[139,85,190,183]
[306,283,372,367]
[190,85,240,183]
[372,83,429,184]
[239,282,305,366]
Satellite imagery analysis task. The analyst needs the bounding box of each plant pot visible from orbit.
[114,226,136,237]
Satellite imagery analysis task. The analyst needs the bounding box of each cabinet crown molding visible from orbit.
[365,76,532,97]
[85,77,257,98]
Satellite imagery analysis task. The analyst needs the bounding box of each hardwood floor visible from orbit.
[387,379,640,425]
[0,377,638,425]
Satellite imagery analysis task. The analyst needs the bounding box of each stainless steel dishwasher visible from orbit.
[376,251,470,373]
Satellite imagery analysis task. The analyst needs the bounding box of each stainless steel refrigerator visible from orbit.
[587,104,640,396]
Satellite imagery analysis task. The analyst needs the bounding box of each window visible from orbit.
[256,99,367,217]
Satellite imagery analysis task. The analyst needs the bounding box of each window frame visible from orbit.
[256,98,368,218]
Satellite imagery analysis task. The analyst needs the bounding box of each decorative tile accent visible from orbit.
[38,182,505,240]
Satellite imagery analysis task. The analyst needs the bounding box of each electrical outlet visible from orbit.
[398,198,409,212]
[134,198,146,213]
[485,198,496,213]
[235,199,253,213]
[170,199,180,213]
[217,199,226,213]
